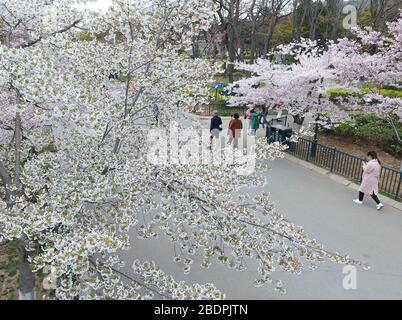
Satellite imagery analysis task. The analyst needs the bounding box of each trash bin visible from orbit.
[266,126,276,143]
[266,126,293,144]
[279,128,293,144]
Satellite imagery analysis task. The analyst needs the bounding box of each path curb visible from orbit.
[188,114,233,120]
[285,153,402,213]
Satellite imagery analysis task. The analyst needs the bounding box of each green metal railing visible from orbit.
[288,137,402,200]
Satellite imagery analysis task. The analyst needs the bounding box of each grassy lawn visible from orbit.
[327,87,402,99]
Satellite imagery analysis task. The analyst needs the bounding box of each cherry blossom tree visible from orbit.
[229,10,402,135]
[0,0,366,300]
[316,10,402,165]
[328,11,402,127]
[228,38,350,131]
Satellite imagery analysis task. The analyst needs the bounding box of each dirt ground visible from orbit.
[0,241,50,300]
[318,133,401,170]
[0,241,19,299]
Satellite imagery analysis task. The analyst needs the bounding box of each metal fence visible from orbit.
[208,101,248,117]
[288,137,402,200]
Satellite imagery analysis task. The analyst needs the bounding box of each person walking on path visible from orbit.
[209,110,223,147]
[245,107,253,120]
[250,109,259,136]
[245,107,254,134]
[353,151,384,211]
[153,105,160,126]
[228,113,243,148]
[259,106,268,129]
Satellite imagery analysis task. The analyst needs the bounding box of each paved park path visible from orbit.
[120,116,402,299]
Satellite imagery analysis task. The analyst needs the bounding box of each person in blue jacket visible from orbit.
[210,110,222,147]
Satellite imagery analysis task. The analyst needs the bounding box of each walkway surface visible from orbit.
[119,117,402,300]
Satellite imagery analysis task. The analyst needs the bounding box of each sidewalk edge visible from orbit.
[284,153,401,212]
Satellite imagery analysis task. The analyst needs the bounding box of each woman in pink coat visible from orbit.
[353,151,384,211]
[245,107,255,135]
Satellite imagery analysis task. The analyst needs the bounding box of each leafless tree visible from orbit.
[215,0,246,82]
[370,0,401,30]
[261,0,292,55]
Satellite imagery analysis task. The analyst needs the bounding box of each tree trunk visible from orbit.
[263,17,278,56]
[370,0,384,30]
[308,3,318,40]
[13,113,36,300]
[326,0,342,40]
[0,160,11,205]
[308,1,325,41]
[227,61,235,83]
[249,0,258,63]
[18,235,36,300]
[233,0,243,62]
[226,24,236,83]
[250,17,258,62]
[293,0,308,40]
[14,113,22,189]
[291,0,298,39]
[400,154,402,173]
[192,35,200,58]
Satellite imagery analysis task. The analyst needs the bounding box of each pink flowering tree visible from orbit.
[228,38,351,132]
[329,12,402,133]
[322,11,402,167]
[229,10,402,143]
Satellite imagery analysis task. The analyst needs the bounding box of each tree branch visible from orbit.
[18,20,81,48]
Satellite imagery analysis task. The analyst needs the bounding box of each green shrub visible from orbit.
[333,121,355,137]
[327,88,351,98]
[354,114,379,126]
[378,128,402,156]
[361,88,402,98]
[327,87,402,100]
[354,114,384,142]
[332,114,402,157]
[233,71,246,80]
[354,124,382,142]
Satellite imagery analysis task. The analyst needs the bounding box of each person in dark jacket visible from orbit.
[259,106,268,128]
[153,105,160,126]
[210,110,222,147]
